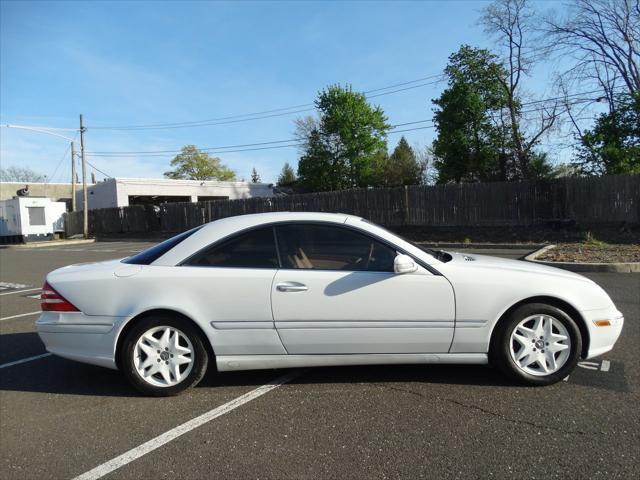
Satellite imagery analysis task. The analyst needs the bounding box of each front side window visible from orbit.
[184,226,278,268]
[276,224,396,272]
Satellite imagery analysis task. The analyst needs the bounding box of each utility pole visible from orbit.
[70,141,76,212]
[80,114,88,239]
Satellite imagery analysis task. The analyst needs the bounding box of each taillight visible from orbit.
[41,281,79,312]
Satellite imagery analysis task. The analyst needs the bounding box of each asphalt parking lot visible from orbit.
[1,241,638,479]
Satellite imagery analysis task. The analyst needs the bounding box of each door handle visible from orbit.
[276,282,308,292]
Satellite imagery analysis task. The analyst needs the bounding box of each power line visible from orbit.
[84,92,605,158]
[87,74,446,131]
[86,119,437,157]
[86,160,113,178]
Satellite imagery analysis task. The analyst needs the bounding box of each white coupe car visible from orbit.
[36,212,624,396]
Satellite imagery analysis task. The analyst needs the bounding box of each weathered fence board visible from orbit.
[64,174,640,237]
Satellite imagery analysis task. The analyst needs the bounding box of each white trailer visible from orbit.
[0,197,67,243]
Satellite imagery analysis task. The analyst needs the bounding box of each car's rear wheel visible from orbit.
[492,303,582,386]
[121,314,209,396]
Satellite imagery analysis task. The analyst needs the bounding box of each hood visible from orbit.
[442,251,592,283]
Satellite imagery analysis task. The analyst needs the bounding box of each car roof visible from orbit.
[152,212,359,266]
[200,211,356,232]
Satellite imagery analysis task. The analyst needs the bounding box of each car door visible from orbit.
[271,223,455,354]
[178,226,286,355]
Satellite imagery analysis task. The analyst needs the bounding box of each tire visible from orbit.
[121,314,209,396]
[492,303,582,386]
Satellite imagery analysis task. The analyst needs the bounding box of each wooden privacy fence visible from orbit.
[64,174,640,237]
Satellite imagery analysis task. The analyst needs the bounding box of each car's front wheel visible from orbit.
[121,314,209,396]
[492,303,582,386]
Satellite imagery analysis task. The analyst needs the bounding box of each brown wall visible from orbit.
[0,182,74,203]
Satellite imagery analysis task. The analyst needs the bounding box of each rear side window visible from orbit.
[275,224,396,272]
[183,227,278,268]
[123,226,203,265]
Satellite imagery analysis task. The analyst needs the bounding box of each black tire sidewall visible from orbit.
[494,303,582,386]
[121,314,209,396]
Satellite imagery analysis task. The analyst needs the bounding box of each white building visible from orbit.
[76,177,274,210]
[0,197,66,243]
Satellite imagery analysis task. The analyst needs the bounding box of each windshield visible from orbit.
[359,218,451,262]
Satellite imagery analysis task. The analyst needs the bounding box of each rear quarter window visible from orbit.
[123,226,203,265]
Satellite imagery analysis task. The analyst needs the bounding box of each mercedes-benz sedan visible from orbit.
[36,212,624,395]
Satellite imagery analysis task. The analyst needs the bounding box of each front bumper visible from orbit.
[36,312,125,370]
[581,307,624,359]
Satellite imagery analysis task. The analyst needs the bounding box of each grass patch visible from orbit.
[582,231,607,247]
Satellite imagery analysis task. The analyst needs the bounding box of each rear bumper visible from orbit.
[36,312,124,370]
[581,307,624,359]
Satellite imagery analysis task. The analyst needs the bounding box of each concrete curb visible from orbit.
[524,245,640,273]
[417,242,544,250]
[0,239,96,249]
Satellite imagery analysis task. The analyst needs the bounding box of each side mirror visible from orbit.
[394,254,418,274]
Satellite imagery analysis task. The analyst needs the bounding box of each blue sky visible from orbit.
[1,0,573,184]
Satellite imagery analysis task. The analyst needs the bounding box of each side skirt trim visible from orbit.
[216,353,487,372]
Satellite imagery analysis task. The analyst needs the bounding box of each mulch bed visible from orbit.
[537,243,640,263]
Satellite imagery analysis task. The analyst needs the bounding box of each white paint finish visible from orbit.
[217,353,488,371]
[0,311,40,321]
[272,268,455,354]
[72,370,299,480]
[0,353,52,369]
[35,212,624,377]
[0,287,40,296]
[439,252,621,355]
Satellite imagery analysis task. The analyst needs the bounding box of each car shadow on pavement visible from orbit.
[0,334,515,398]
[1,332,572,397]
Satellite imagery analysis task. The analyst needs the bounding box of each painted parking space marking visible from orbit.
[73,370,301,480]
[0,282,31,291]
[0,353,52,369]
[0,287,41,296]
[564,359,626,391]
[0,311,40,321]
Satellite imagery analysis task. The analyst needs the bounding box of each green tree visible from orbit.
[164,145,235,181]
[277,162,297,186]
[297,84,390,191]
[250,167,261,183]
[573,94,640,175]
[375,137,425,186]
[432,46,513,183]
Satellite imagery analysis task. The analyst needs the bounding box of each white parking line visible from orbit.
[0,288,41,296]
[0,311,40,321]
[73,370,300,480]
[600,360,611,372]
[0,353,52,369]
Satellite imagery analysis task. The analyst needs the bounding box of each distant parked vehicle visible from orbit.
[37,212,624,396]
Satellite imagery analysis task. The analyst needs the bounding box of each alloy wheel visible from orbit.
[508,314,571,376]
[133,326,194,387]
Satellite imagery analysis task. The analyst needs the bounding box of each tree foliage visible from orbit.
[0,166,46,182]
[297,84,390,191]
[482,0,559,178]
[164,145,235,181]
[250,167,261,183]
[277,162,297,186]
[432,46,514,182]
[374,137,426,186]
[574,93,640,174]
